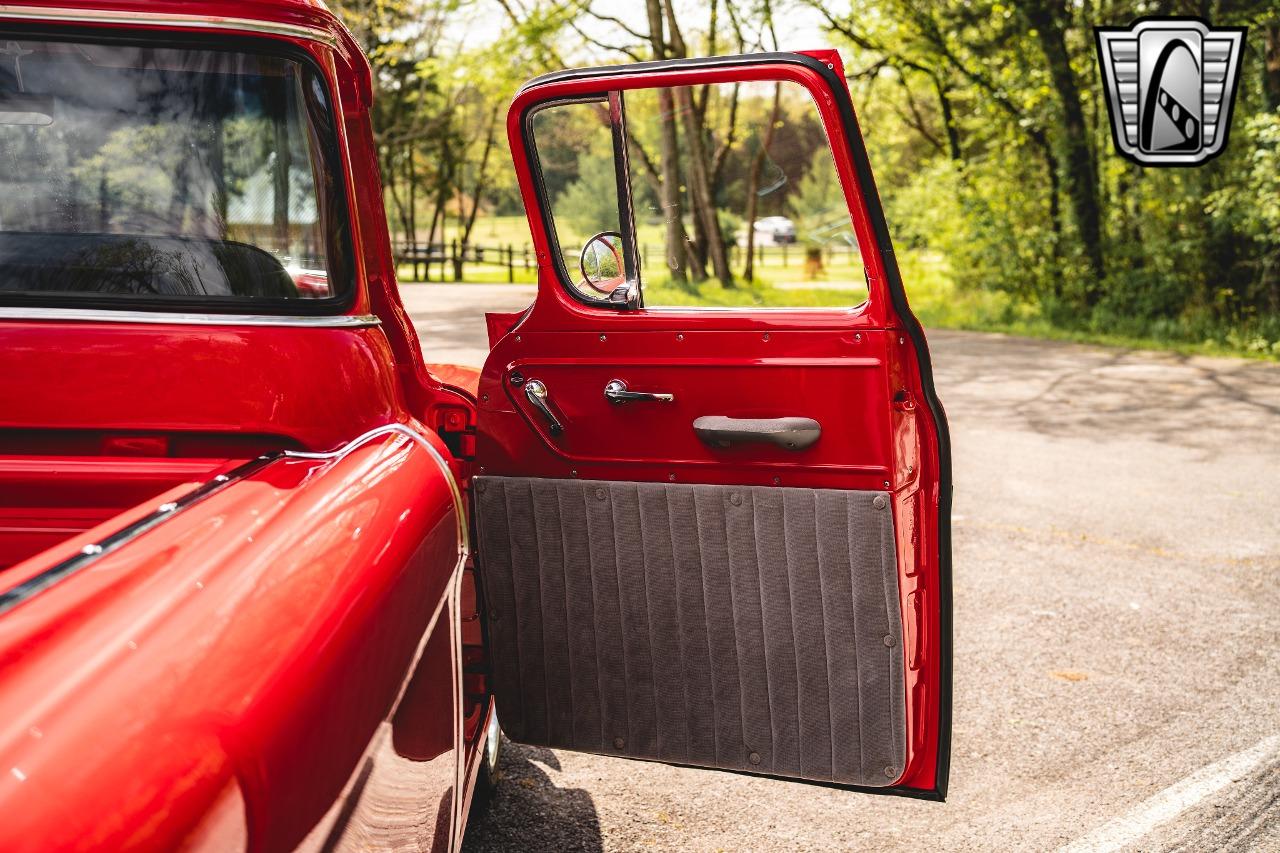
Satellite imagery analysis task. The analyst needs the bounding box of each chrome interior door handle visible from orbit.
[523,379,563,434]
[604,379,674,404]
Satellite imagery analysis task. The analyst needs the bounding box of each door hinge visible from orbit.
[435,405,477,461]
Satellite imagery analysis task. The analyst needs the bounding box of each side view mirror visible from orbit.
[579,231,625,295]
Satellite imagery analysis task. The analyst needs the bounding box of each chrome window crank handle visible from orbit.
[523,379,563,434]
[604,379,674,404]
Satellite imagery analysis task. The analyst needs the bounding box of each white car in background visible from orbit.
[744,215,797,246]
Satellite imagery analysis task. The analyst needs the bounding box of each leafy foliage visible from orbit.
[820,0,1280,354]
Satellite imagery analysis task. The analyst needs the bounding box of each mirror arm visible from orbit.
[607,279,641,309]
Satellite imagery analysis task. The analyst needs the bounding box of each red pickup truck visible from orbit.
[0,2,952,850]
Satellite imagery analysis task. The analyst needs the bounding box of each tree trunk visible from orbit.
[405,143,417,247]
[210,122,227,235]
[395,148,413,243]
[645,0,692,284]
[168,134,191,232]
[426,135,454,248]
[1045,148,1063,273]
[674,86,733,286]
[743,82,783,283]
[382,146,410,245]
[930,73,962,162]
[1266,24,1280,112]
[661,0,727,283]
[272,111,292,250]
[460,104,500,247]
[690,192,710,275]
[1023,0,1105,301]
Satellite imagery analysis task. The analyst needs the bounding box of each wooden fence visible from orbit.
[392,240,858,283]
[393,241,531,283]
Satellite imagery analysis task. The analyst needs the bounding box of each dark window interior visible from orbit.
[0,35,351,308]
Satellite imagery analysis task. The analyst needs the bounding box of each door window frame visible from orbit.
[513,56,886,321]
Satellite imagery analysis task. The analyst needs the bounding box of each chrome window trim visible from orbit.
[0,423,465,616]
[0,5,339,46]
[0,307,381,328]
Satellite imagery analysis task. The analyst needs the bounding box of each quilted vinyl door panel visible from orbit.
[473,476,905,786]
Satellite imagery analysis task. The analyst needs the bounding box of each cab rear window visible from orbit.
[0,34,351,310]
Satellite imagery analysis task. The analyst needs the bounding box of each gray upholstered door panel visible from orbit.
[472,476,905,786]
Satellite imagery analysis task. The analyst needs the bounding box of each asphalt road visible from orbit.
[400,283,1280,852]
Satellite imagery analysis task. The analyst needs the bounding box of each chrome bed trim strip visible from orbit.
[0,307,381,329]
[0,453,281,616]
[0,424,464,615]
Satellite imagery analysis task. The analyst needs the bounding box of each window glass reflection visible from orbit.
[0,38,348,304]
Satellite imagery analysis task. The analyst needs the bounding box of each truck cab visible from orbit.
[0,2,952,850]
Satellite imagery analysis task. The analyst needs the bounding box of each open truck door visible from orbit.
[473,51,953,799]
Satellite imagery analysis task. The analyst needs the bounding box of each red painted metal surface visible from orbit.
[0,432,461,852]
[0,322,407,452]
[480,54,947,795]
[426,364,483,400]
[0,456,222,570]
[0,2,486,850]
[0,0,475,452]
[480,330,894,488]
[0,4,948,849]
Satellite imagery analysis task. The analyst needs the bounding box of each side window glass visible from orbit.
[0,40,350,305]
[626,81,865,308]
[530,100,630,303]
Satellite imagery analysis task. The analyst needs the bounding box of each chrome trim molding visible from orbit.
[0,423,466,616]
[484,706,502,772]
[0,5,339,46]
[0,307,381,329]
[285,423,470,555]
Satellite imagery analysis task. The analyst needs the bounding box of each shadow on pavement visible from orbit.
[461,742,603,853]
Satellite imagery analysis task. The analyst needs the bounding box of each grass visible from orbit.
[896,253,1280,361]
[401,214,869,297]
[938,315,1280,361]
[437,215,534,247]
[641,277,863,308]
[398,218,1279,361]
